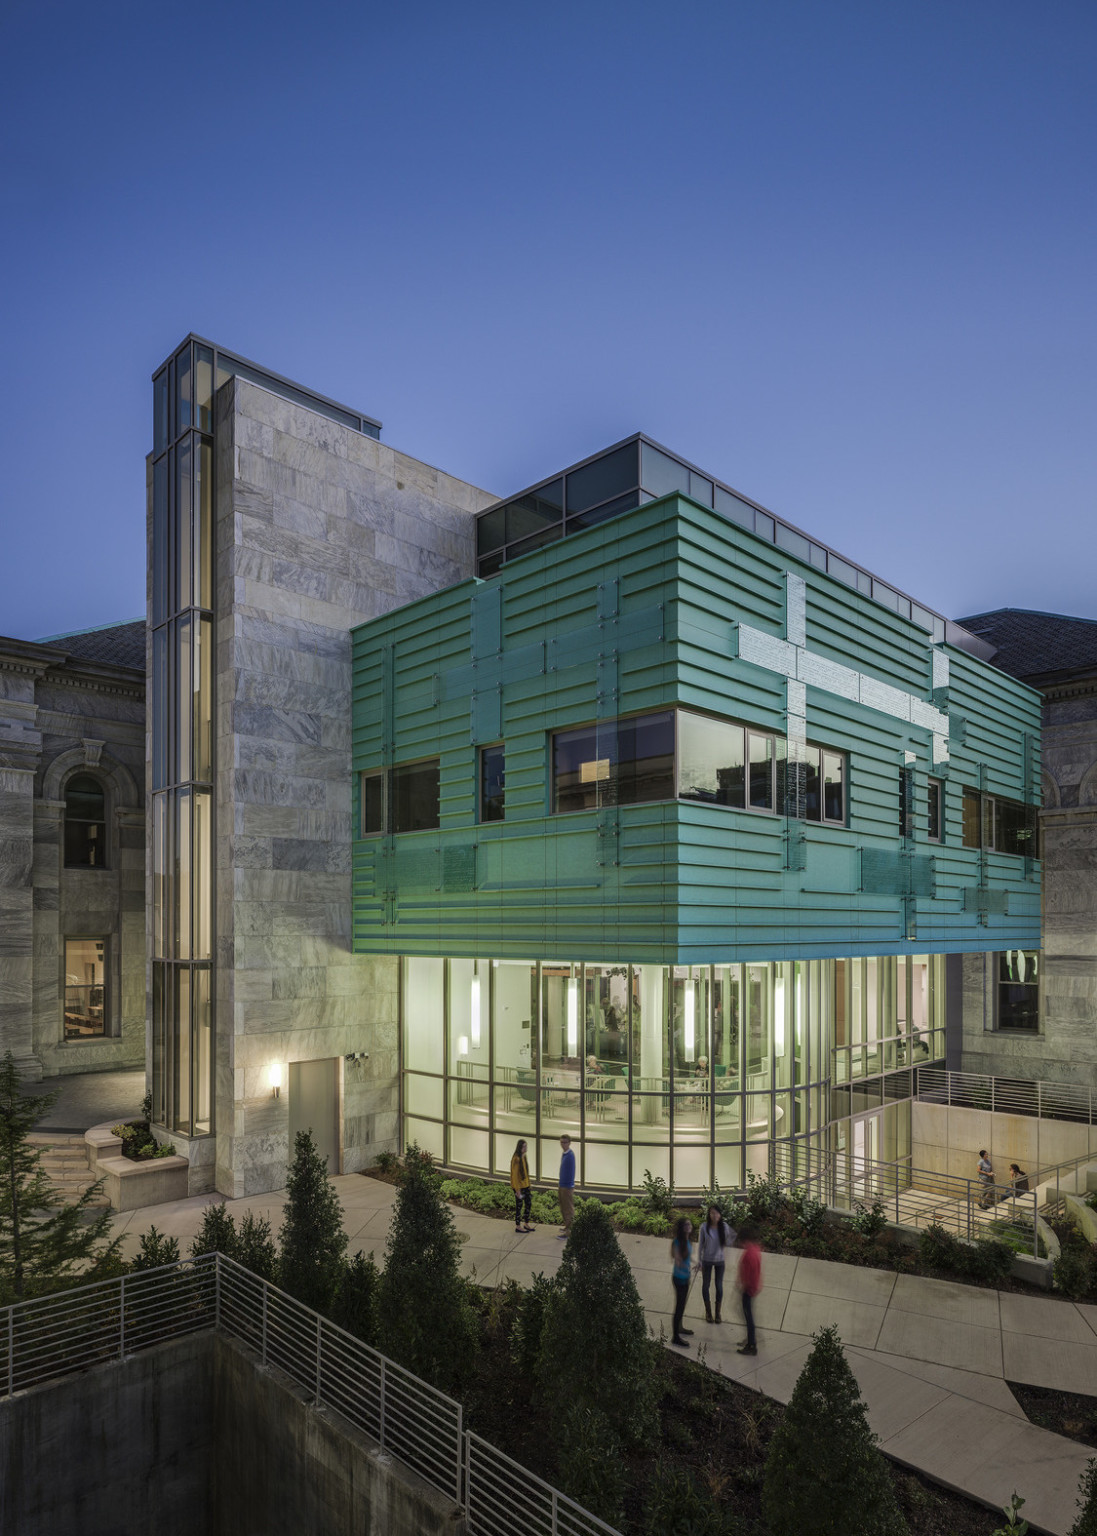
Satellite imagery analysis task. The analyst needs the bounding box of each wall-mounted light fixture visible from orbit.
[566,977,578,1055]
[268,1063,283,1099]
[470,972,481,1050]
[457,1035,469,1058]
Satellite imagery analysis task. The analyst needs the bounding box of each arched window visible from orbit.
[64,774,107,868]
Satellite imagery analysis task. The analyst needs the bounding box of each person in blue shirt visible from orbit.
[670,1217,695,1348]
[558,1134,576,1238]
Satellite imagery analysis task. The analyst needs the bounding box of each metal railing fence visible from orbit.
[917,1067,1097,1125]
[0,1253,619,1536]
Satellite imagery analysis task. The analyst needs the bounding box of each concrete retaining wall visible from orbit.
[0,1331,464,1536]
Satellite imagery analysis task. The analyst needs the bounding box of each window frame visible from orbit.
[63,772,109,870]
[479,743,506,824]
[549,707,849,826]
[389,757,442,834]
[62,936,110,1042]
[994,949,1040,1033]
[359,770,385,838]
[927,778,943,843]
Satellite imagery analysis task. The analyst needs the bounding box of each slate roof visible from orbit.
[957,608,1097,684]
[38,619,147,672]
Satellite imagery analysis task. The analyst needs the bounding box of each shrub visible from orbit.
[1055,1244,1097,1301]
[530,1191,562,1225]
[538,1200,657,1450]
[554,1403,627,1525]
[744,1169,786,1222]
[402,1141,441,1187]
[763,1325,909,1536]
[966,1237,1014,1287]
[511,1270,557,1375]
[374,1149,399,1175]
[643,1213,671,1236]
[850,1199,888,1238]
[1070,1458,1097,1535]
[644,1462,743,1536]
[190,1201,238,1261]
[698,1181,739,1226]
[279,1130,348,1313]
[641,1169,675,1219]
[378,1153,476,1392]
[130,1225,181,1271]
[236,1211,277,1282]
[332,1251,379,1345]
[788,1186,827,1237]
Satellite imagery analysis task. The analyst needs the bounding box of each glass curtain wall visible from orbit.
[400,955,941,1193]
[150,340,215,1135]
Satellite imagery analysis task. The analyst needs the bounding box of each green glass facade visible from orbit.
[351,486,1042,1192]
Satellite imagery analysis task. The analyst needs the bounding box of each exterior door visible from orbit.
[288,1058,340,1173]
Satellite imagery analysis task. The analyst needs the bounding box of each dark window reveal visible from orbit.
[64,775,107,868]
[998,950,1039,1031]
[822,752,845,824]
[360,772,384,836]
[391,760,440,833]
[962,789,1035,857]
[928,779,943,842]
[480,745,505,823]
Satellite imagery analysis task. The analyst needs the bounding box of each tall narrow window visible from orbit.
[360,771,384,835]
[64,938,107,1039]
[479,745,505,823]
[998,950,1039,1031]
[747,732,775,811]
[822,752,845,824]
[962,789,981,848]
[64,775,107,868]
[927,779,943,842]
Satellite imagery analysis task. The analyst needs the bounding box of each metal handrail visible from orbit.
[0,1253,620,1536]
[917,1067,1096,1125]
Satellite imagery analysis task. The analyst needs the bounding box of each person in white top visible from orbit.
[697,1204,736,1324]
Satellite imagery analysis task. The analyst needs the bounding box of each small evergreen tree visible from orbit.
[537,1200,657,1450]
[131,1225,181,1271]
[377,1152,476,1391]
[236,1210,277,1282]
[189,1200,238,1260]
[0,1052,120,1299]
[1071,1459,1097,1536]
[280,1129,347,1313]
[763,1325,909,1536]
[332,1250,379,1345]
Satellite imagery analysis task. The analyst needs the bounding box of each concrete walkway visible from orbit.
[107,1176,1095,1536]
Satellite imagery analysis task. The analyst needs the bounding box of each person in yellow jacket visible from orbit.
[510,1139,533,1233]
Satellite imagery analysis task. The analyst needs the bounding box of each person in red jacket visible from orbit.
[736,1225,763,1356]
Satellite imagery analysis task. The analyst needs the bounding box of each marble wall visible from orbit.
[960,675,1097,1084]
[210,377,495,1196]
[0,637,145,1082]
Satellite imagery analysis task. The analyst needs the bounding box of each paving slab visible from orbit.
[845,1348,954,1442]
[790,1255,897,1306]
[999,1292,1097,1344]
[852,1348,1025,1417]
[1073,1302,1097,1342]
[780,1290,887,1349]
[888,1272,1002,1329]
[874,1307,1004,1377]
[1002,1330,1097,1396]
[879,1390,1092,1536]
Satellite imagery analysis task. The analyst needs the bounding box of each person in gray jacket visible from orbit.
[697,1204,735,1324]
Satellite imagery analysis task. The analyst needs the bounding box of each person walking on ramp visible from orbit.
[736,1225,762,1356]
[670,1216,695,1349]
[510,1139,533,1233]
[557,1135,575,1237]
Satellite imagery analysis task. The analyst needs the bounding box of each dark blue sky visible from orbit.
[1,1,1094,639]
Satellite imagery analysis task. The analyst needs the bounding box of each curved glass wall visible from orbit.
[400,954,944,1193]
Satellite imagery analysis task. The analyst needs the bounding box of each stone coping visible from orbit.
[84,1120,189,1211]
